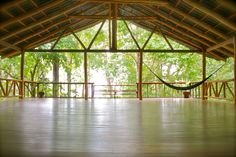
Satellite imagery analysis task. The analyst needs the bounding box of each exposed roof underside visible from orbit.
[0,0,235,60]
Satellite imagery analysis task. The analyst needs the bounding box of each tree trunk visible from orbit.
[53,57,59,97]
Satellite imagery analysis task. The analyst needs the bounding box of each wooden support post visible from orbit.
[138,50,143,100]
[20,50,25,99]
[84,50,88,100]
[234,36,236,105]
[111,3,118,50]
[202,49,206,100]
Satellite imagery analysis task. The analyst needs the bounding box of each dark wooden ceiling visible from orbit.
[0,0,235,60]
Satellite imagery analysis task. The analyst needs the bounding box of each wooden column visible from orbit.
[234,36,236,105]
[20,50,25,99]
[138,50,143,100]
[202,49,206,100]
[111,3,117,50]
[84,50,88,100]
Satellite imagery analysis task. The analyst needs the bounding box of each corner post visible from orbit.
[202,49,206,100]
[20,49,25,99]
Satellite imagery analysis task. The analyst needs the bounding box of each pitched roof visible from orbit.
[0,0,235,60]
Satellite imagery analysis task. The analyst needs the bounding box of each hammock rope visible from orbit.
[144,63,225,91]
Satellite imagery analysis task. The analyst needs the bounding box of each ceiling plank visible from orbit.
[164,4,228,40]
[0,4,105,52]
[0,0,64,29]
[0,40,21,51]
[0,0,88,41]
[183,0,236,31]
[0,0,25,11]
[207,37,233,52]
[138,5,234,53]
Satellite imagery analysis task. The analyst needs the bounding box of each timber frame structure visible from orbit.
[0,0,235,103]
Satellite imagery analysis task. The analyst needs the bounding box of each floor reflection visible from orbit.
[0,98,235,156]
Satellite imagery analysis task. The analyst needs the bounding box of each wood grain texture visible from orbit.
[0,98,235,157]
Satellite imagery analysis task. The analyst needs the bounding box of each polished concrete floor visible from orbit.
[0,98,235,157]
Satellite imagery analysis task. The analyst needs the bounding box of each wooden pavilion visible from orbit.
[0,0,236,157]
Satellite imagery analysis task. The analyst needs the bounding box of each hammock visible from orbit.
[144,63,225,91]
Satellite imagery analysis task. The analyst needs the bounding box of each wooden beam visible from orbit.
[88,0,168,5]
[25,49,201,53]
[142,25,156,49]
[132,5,234,56]
[108,3,112,49]
[0,0,88,41]
[87,20,106,50]
[0,40,21,51]
[71,15,156,21]
[183,0,236,31]
[234,36,236,105]
[0,3,104,52]
[0,0,25,11]
[123,20,141,50]
[3,20,102,58]
[19,50,25,99]
[157,27,174,50]
[0,0,64,29]
[207,38,233,52]
[70,30,87,50]
[84,50,88,100]
[165,4,229,40]
[202,49,206,100]
[215,0,236,12]
[51,29,66,50]
[138,50,143,100]
[111,3,118,50]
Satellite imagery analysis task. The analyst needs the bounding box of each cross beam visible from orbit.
[25,49,201,53]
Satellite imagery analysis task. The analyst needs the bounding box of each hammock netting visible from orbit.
[144,63,224,91]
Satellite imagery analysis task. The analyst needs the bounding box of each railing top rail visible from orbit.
[94,84,136,87]
[37,82,94,85]
[141,82,186,85]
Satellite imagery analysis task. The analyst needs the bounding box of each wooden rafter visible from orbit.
[0,0,25,11]
[121,6,229,59]
[0,0,64,29]
[183,0,236,31]
[142,25,156,49]
[3,20,102,58]
[70,30,87,50]
[0,4,105,52]
[88,0,168,5]
[130,5,234,56]
[157,27,174,50]
[123,20,141,50]
[25,49,201,53]
[0,0,88,41]
[164,4,229,40]
[51,29,66,50]
[0,40,21,51]
[207,38,234,52]
[88,20,106,50]
[71,15,156,21]
[140,5,234,53]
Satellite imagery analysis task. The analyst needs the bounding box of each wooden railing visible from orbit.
[205,79,234,100]
[142,82,188,98]
[0,78,234,101]
[0,78,37,97]
[37,82,94,98]
[93,84,138,98]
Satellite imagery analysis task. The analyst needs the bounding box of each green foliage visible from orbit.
[0,20,233,98]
